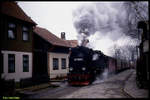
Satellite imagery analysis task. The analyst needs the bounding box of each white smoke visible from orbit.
[93,68,109,84]
[77,33,87,46]
[102,68,109,80]
[73,2,126,39]
[72,2,148,56]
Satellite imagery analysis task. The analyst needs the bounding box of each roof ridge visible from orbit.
[34,26,78,47]
[16,2,37,25]
[36,26,62,40]
[1,1,37,25]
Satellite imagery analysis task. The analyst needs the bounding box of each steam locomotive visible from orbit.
[67,46,108,85]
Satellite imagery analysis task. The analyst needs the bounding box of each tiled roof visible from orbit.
[1,1,36,25]
[34,27,77,47]
[66,40,78,47]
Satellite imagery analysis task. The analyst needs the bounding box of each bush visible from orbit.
[0,79,15,96]
[15,82,20,89]
[20,78,33,88]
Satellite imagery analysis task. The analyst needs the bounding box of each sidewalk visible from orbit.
[124,70,149,98]
[15,82,60,95]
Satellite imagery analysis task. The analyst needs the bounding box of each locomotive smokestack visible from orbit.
[81,39,89,47]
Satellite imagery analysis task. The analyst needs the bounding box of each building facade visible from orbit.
[48,52,69,79]
[33,27,77,80]
[136,21,149,88]
[0,2,36,82]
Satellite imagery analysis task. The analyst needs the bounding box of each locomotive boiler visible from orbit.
[67,46,108,85]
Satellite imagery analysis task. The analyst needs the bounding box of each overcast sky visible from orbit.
[17,2,117,55]
[18,2,88,40]
[17,1,147,56]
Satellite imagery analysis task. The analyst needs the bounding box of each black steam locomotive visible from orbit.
[67,46,108,85]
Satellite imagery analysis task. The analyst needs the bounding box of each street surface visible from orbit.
[25,69,148,99]
[63,69,133,98]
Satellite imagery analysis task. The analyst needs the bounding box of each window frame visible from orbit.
[53,58,59,70]
[8,54,15,73]
[23,55,29,72]
[7,22,17,40]
[22,25,30,41]
[61,58,66,69]
[1,53,3,73]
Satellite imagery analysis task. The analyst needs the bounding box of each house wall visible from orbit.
[33,33,50,76]
[48,52,69,79]
[1,50,32,82]
[1,15,33,52]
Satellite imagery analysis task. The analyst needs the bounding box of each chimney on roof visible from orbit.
[61,32,66,40]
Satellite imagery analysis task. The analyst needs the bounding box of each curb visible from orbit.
[122,88,135,98]
[122,70,149,98]
[122,70,135,98]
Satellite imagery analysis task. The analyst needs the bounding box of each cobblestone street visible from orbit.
[63,69,134,98]
[21,69,148,99]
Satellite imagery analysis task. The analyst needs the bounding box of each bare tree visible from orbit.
[122,1,148,39]
[109,1,148,62]
[109,43,137,62]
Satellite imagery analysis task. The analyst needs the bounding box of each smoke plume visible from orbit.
[72,2,148,56]
[93,68,109,84]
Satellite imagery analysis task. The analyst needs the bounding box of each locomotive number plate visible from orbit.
[74,58,83,61]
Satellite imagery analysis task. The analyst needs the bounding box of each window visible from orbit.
[1,53,3,73]
[53,58,59,70]
[61,58,66,69]
[137,47,140,58]
[23,55,29,72]
[8,23,16,39]
[8,54,15,73]
[22,26,29,41]
[146,31,149,39]
[138,29,143,42]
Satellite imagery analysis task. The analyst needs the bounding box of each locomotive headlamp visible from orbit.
[82,67,86,71]
[69,67,73,71]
